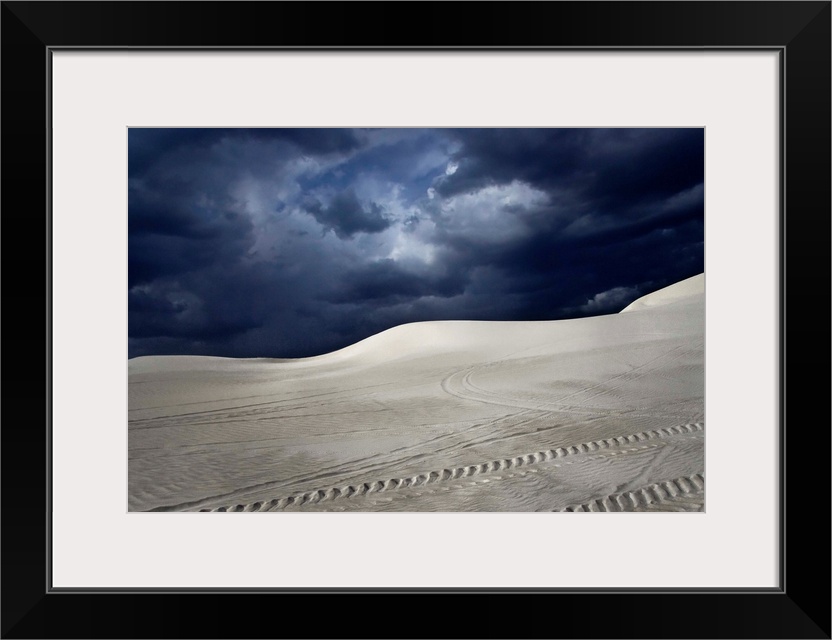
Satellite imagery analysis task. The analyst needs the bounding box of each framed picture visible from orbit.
[2,2,829,638]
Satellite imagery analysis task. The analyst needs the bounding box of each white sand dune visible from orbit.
[129,274,704,512]
[620,273,704,313]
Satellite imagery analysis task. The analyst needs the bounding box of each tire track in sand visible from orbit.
[441,352,697,421]
[557,473,704,512]
[146,422,704,512]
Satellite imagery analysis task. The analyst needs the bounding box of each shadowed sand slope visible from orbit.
[129,274,704,512]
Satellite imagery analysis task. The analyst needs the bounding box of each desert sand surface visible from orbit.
[129,274,704,512]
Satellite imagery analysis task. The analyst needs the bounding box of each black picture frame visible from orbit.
[2,2,829,638]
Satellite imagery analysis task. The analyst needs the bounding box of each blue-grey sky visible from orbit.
[129,128,704,358]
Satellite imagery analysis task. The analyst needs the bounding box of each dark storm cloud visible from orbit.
[303,190,392,239]
[326,259,470,305]
[129,288,262,341]
[436,128,702,202]
[434,128,590,197]
[128,128,361,176]
[588,129,704,204]
[128,181,254,287]
[129,128,704,359]
[418,128,704,318]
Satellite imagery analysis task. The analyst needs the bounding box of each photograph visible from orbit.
[128,127,705,513]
